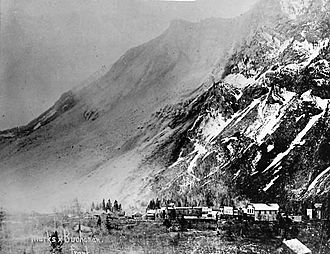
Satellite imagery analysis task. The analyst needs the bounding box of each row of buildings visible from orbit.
[146,203,280,222]
[145,202,325,222]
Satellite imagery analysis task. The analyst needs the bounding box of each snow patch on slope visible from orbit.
[267,144,274,152]
[202,98,261,144]
[224,74,255,89]
[279,38,294,54]
[307,167,330,192]
[282,38,330,70]
[33,123,41,131]
[202,101,249,143]
[244,89,296,144]
[33,109,57,131]
[251,151,262,174]
[263,175,280,192]
[255,90,296,144]
[202,114,231,143]
[301,90,329,109]
[186,141,207,174]
[262,95,328,173]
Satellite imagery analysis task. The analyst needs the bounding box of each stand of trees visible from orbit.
[91,199,122,213]
[147,198,161,210]
[146,194,236,210]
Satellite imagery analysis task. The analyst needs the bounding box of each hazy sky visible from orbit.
[0,0,258,130]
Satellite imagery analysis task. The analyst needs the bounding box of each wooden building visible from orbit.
[250,203,279,221]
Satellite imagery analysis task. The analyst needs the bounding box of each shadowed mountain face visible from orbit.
[1,0,329,212]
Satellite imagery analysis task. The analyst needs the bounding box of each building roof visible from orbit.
[251,203,279,211]
[283,239,312,254]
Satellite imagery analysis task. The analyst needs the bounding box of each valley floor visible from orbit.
[1,212,330,254]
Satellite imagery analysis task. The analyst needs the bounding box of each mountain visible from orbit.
[1,0,330,212]
[0,14,256,212]
[148,0,330,208]
[0,0,258,131]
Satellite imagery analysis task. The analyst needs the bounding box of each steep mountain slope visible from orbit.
[0,14,263,212]
[2,0,329,213]
[3,0,239,130]
[148,0,330,208]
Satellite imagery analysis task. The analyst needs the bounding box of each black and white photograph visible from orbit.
[1,0,330,253]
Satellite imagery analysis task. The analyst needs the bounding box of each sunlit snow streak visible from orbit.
[232,99,260,127]
[33,123,41,130]
[306,39,329,65]
[205,98,260,142]
[256,91,296,144]
[168,157,185,169]
[279,38,294,54]
[168,149,185,169]
[258,91,270,121]
[263,175,280,192]
[262,110,325,173]
[233,170,241,180]
[202,151,212,161]
[188,115,203,132]
[203,98,260,143]
[307,167,330,192]
[301,90,330,110]
[187,142,207,174]
[267,144,274,152]
[203,115,229,143]
[295,115,304,122]
[233,90,243,100]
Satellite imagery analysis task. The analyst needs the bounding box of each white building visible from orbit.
[250,203,279,221]
[146,209,156,220]
[243,204,255,217]
[223,206,234,216]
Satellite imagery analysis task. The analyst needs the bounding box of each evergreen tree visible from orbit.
[102,199,106,211]
[106,199,112,212]
[148,199,156,210]
[206,193,213,207]
[155,198,161,209]
[114,200,119,211]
